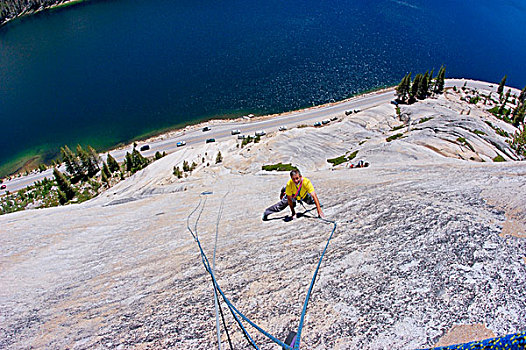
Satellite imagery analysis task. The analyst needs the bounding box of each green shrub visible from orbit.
[173,166,183,178]
[472,129,486,136]
[493,155,506,162]
[469,96,481,104]
[386,133,404,142]
[327,150,358,166]
[261,163,298,172]
[348,150,358,160]
[327,155,347,166]
[456,137,475,152]
[418,117,433,124]
[391,124,405,131]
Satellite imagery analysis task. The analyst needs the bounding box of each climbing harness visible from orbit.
[186,191,340,349]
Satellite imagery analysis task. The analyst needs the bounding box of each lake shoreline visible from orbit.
[0,84,395,178]
[0,0,86,28]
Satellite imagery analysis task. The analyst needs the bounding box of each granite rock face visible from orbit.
[1,87,525,349]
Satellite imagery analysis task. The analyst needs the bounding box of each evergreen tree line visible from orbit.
[0,0,70,25]
[124,147,150,174]
[60,144,101,183]
[510,84,526,127]
[396,66,446,103]
[495,75,526,127]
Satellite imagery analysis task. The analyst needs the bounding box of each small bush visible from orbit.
[471,129,486,136]
[327,150,358,166]
[262,163,298,172]
[469,96,481,104]
[418,117,433,124]
[493,155,506,162]
[386,133,404,142]
[456,137,475,152]
[391,124,405,131]
[327,155,347,166]
[347,150,358,160]
[173,166,183,178]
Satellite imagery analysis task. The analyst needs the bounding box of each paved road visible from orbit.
[2,79,505,193]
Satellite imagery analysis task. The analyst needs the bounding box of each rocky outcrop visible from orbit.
[1,85,525,349]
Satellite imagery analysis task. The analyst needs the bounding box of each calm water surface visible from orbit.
[1,0,525,174]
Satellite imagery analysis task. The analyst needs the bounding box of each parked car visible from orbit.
[1,184,6,190]
[390,100,399,106]
[255,130,266,136]
[237,134,246,139]
[231,129,241,135]
[140,145,150,151]
[176,141,186,147]
[279,126,288,131]
[313,121,322,127]
[202,126,211,132]
[322,119,330,125]
[330,116,338,121]
[206,138,216,143]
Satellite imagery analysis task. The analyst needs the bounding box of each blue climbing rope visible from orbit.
[418,331,526,350]
[186,192,339,350]
[186,194,526,349]
[294,216,337,350]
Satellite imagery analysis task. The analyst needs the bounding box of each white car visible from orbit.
[176,141,186,147]
[279,126,288,131]
[231,129,241,135]
[255,130,266,136]
[313,121,322,127]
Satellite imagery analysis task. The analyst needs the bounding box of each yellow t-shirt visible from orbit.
[285,177,315,200]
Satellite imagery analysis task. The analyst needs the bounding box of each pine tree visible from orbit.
[417,72,429,99]
[102,162,111,179]
[76,145,90,177]
[101,169,109,183]
[428,69,434,88]
[216,151,223,164]
[182,160,190,172]
[125,152,133,172]
[106,153,120,173]
[497,75,507,96]
[87,146,100,174]
[130,148,149,173]
[173,166,183,178]
[53,168,75,203]
[519,86,526,104]
[434,66,446,94]
[410,74,422,101]
[512,104,525,127]
[61,145,81,177]
[396,73,411,102]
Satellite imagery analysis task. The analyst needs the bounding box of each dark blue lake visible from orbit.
[1,0,525,175]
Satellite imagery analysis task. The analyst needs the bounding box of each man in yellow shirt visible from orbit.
[262,169,324,221]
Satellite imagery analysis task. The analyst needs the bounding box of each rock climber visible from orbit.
[262,169,324,221]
